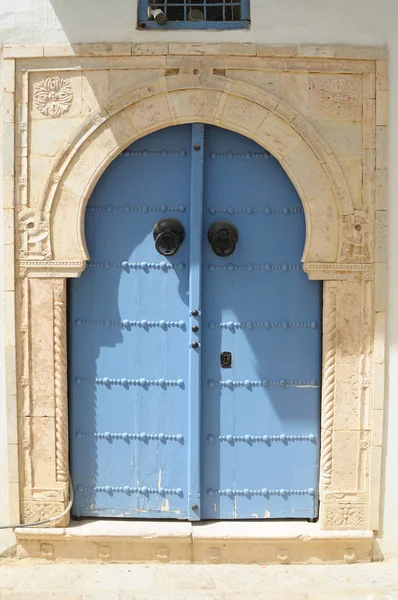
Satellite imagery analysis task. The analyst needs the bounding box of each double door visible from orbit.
[69,124,321,520]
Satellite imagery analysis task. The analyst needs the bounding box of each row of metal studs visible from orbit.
[76,485,183,496]
[75,319,186,329]
[87,204,186,213]
[208,263,302,272]
[75,377,184,387]
[207,488,316,497]
[208,321,317,329]
[75,432,184,442]
[209,151,271,159]
[207,379,318,388]
[207,434,316,443]
[208,207,303,215]
[121,150,187,157]
[87,261,185,270]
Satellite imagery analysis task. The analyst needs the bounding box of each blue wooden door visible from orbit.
[69,124,321,520]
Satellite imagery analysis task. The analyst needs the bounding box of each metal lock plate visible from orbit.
[220,351,232,368]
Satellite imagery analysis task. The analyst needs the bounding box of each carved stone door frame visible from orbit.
[1,43,387,560]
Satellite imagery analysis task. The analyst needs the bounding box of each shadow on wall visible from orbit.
[49,0,138,43]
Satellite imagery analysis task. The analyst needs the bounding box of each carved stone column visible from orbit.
[17,277,70,526]
[319,278,374,530]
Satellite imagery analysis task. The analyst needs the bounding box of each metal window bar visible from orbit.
[144,0,248,23]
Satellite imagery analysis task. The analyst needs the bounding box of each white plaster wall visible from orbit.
[0,0,397,558]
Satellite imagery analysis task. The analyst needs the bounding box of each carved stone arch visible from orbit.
[40,75,355,277]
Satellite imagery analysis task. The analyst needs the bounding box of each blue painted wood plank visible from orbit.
[200,125,321,520]
[188,124,205,521]
[69,126,192,519]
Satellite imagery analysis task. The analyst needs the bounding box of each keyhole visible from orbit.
[221,352,232,369]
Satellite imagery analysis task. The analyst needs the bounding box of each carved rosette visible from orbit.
[325,504,366,529]
[23,502,65,525]
[318,78,359,118]
[34,76,73,118]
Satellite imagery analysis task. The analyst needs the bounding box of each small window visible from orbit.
[138,0,250,29]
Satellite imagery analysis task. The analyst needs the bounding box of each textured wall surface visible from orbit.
[0,0,397,559]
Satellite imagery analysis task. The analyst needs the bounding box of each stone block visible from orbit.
[3,121,15,177]
[362,74,376,99]
[256,112,302,160]
[5,344,17,397]
[169,43,256,56]
[371,409,383,447]
[363,99,376,149]
[376,90,388,126]
[331,431,361,491]
[131,43,168,55]
[7,443,19,484]
[376,60,388,91]
[375,169,388,210]
[373,363,386,410]
[3,242,15,292]
[29,279,56,417]
[3,175,15,208]
[30,417,56,486]
[3,91,15,123]
[256,45,297,57]
[280,73,310,116]
[375,210,387,263]
[282,140,332,200]
[225,70,280,96]
[4,291,16,347]
[370,446,382,484]
[334,46,387,59]
[123,93,172,132]
[374,312,386,365]
[296,45,336,58]
[375,262,387,312]
[29,117,84,157]
[52,188,86,262]
[376,126,387,169]
[3,208,15,245]
[109,69,165,100]
[169,89,222,122]
[2,58,15,92]
[302,194,339,263]
[81,70,111,113]
[338,158,363,210]
[3,45,44,58]
[310,119,363,159]
[7,394,18,445]
[221,95,267,134]
[68,43,132,57]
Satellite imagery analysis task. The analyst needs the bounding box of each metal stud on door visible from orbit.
[69,124,321,521]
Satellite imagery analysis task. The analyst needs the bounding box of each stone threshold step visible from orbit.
[16,521,374,564]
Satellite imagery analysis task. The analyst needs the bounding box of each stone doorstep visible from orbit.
[15,521,374,564]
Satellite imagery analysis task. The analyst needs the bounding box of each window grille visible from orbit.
[139,0,250,29]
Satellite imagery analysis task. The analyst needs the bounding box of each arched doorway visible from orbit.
[69,123,322,521]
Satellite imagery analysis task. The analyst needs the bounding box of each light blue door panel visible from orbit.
[201,126,321,519]
[69,125,192,518]
[69,124,321,521]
